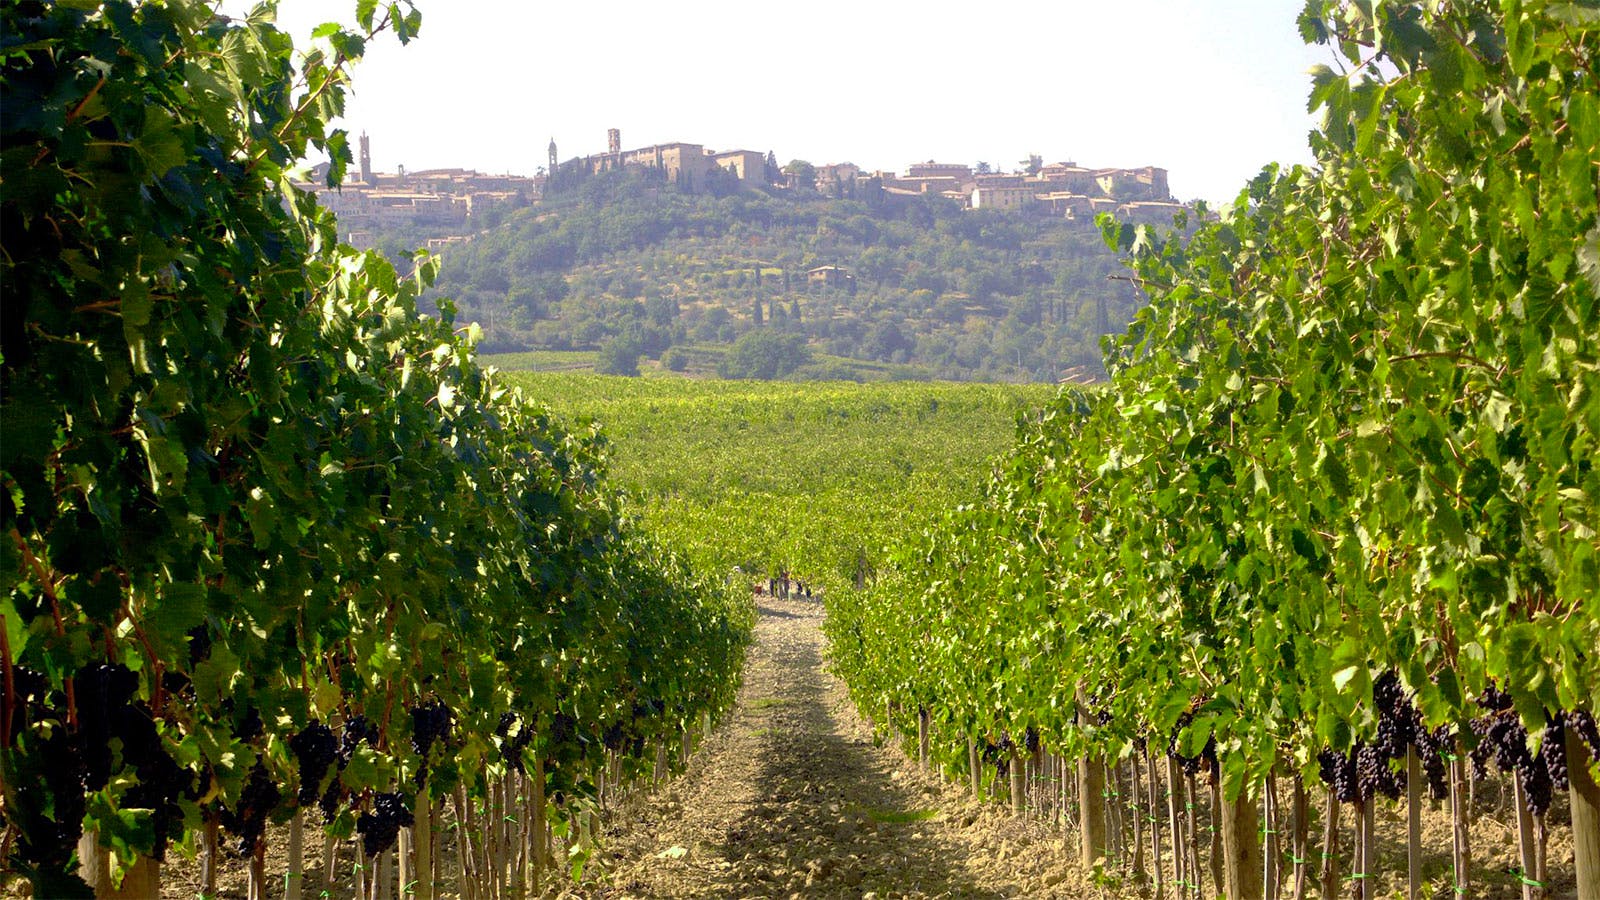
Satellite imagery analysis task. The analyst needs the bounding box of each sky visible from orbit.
[228,0,1332,205]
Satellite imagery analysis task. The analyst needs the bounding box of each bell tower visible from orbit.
[548,137,557,175]
[359,132,372,184]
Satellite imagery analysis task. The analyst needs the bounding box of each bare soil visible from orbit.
[560,594,1105,899]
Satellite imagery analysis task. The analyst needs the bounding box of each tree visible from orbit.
[718,329,813,379]
[595,332,644,376]
[976,161,993,175]
[782,159,817,190]
[1019,154,1042,176]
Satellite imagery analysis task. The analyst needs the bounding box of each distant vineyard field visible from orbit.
[505,373,1057,589]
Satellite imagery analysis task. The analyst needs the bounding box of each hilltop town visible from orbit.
[298,129,1190,249]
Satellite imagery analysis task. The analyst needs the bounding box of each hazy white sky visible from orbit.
[235,0,1330,204]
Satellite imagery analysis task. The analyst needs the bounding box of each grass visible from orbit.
[480,349,598,371]
[857,807,942,825]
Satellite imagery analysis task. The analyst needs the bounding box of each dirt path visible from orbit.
[566,595,1103,899]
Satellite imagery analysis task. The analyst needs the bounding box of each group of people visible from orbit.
[754,570,813,600]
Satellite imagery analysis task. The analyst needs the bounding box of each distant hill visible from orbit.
[392,167,1166,382]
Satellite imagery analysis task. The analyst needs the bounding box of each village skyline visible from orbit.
[230,0,1330,206]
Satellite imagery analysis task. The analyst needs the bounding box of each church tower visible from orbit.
[358,132,372,184]
[548,137,557,175]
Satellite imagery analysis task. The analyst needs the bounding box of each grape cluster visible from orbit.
[498,711,534,772]
[409,699,453,785]
[1024,726,1041,755]
[1467,689,1566,818]
[318,715,380,822]
[16,723,89,872]
[289,721,337,807]
[1566,710,1600,764]
[223,761,282,857]
[1167,711,1217,777]
[72,663,193,857]
[1415,724,1454,800]
[1318,748,1359,803]
[1477,680,1513,712]
[356,791,414,858]
[410,700,453,758]
[1357,743,1402,801]
[340,715,379,762]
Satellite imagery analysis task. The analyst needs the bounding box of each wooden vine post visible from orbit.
[1078,754,1108,866]
[1405,749,1421,900]
[1218,777,1262,900]
[1450,754,1470,898]
[1147,752,1165,900]
[1010,748,1026,816]
[1513,776,1538,900]
[286,811,304,900]
[968,736,982,800]
[414,791,434,900]
[1567,726,1600,900]
[1318,788,1340,900]
[1290,779,1309,900]
[1208,774,1224,897]
[917,708,930,771]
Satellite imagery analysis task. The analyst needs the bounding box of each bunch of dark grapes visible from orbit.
[1357,743,1402,801]
[498,711,534,773]
[1467,702,1561,817]
[550,710,576,747]
[223,762,281,857]
[1024,727,1041,755]
[75,663,139,791]
[1168,712,1218,778]
[356,791,414,858]
[187,624,213,666]
[1566,710,1600,763]
[409,700,453,785]
[1540,719,1569,793]
[1371,672,1417,759]
[339,715,379,765]
[1468,708,1529,780]
[70,663,193,857]
[115,703,194,859]
[1414,724,1454,800]
[1477,679,1513,712]
[319,715,380,822]
[16,724,89,871]
[1318,748,1359,803]
[289,721,337,807]
[410,700,453,758]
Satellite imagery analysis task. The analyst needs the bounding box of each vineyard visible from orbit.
[4,1,1600,900]
[827,1,1600,899]
[1,3,749,898]
[501,373,1052,593]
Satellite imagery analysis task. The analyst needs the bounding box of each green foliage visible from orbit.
[717,329,813,379]
[826,0,1600,799]
[0,2,749,891]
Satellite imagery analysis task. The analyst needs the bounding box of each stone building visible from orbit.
[712,149,768,187]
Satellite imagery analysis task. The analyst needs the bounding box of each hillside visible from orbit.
[404,168,1162,382]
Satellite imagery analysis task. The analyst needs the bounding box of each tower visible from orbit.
[548,137,557,174]
[358,132,372,184]
[607,128,620,155]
